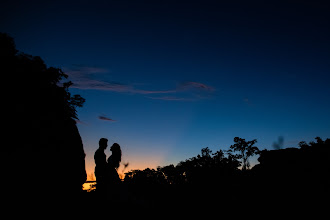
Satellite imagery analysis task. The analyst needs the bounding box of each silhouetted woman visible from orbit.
[106,143,122,187]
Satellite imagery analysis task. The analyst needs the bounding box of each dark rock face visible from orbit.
[1,33,86,198]
[39,117,87,195]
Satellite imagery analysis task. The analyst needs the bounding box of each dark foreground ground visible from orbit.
[5,178,327,218]
[81,176,329,216]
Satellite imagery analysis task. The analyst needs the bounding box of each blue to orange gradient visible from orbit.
[2,1,330,179]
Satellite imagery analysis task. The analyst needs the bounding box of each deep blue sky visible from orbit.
[2,0,330,178]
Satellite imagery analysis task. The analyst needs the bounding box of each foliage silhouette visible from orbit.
[122,138,259,208]
[124,145,243,186]
[253,137,330,207]
[121,137,329,209]
[228,137,259,170]
[2,33,87,199]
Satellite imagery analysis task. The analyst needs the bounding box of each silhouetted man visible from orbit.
[94,138,108,193]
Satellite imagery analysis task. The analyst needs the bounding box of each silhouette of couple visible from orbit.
[94,138,122,194]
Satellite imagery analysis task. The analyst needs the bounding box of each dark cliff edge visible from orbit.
[1,33,86,201]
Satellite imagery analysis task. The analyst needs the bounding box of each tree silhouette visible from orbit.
[122,137,328,208]
[125,146,242,187]
[228,137,259,171]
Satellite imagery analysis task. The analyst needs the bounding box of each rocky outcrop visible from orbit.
[2,33,86,198]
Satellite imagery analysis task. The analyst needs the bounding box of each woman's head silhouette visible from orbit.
[109,143,122,169]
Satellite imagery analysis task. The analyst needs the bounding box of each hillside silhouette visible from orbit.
[2,33,87,201]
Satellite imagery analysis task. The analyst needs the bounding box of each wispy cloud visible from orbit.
[147,81,215,101]
[179,81,215,91]
[63,65,215,101]
[147,96,189,101]
[73,79,132,92]
[64,65,174,94]
[63,65,133,92]
[147,82,214,101]
[64,65,109,75]
[133,89,176,95]
[98,115,116,122]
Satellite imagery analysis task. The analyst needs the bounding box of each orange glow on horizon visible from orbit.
[85,152,166,181]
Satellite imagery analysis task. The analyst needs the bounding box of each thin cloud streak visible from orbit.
[64,66,175,94]
[98,115,116,122]
[133,89,176,95]
[147,96,190,101]
[70,79,176,95]
[179,81,215,91]
[63,66,215,100]
[71,79,132,93]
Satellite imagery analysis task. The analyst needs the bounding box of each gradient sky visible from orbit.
[2,0,330,179]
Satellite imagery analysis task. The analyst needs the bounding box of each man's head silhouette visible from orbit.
[99,138,108,150]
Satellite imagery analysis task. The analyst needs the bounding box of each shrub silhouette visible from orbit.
[123,137,329,208]
[124,145,243,187]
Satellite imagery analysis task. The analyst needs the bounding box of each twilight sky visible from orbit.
[2,0,330,179]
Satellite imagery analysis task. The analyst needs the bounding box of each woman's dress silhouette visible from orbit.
[106,143,122,186]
